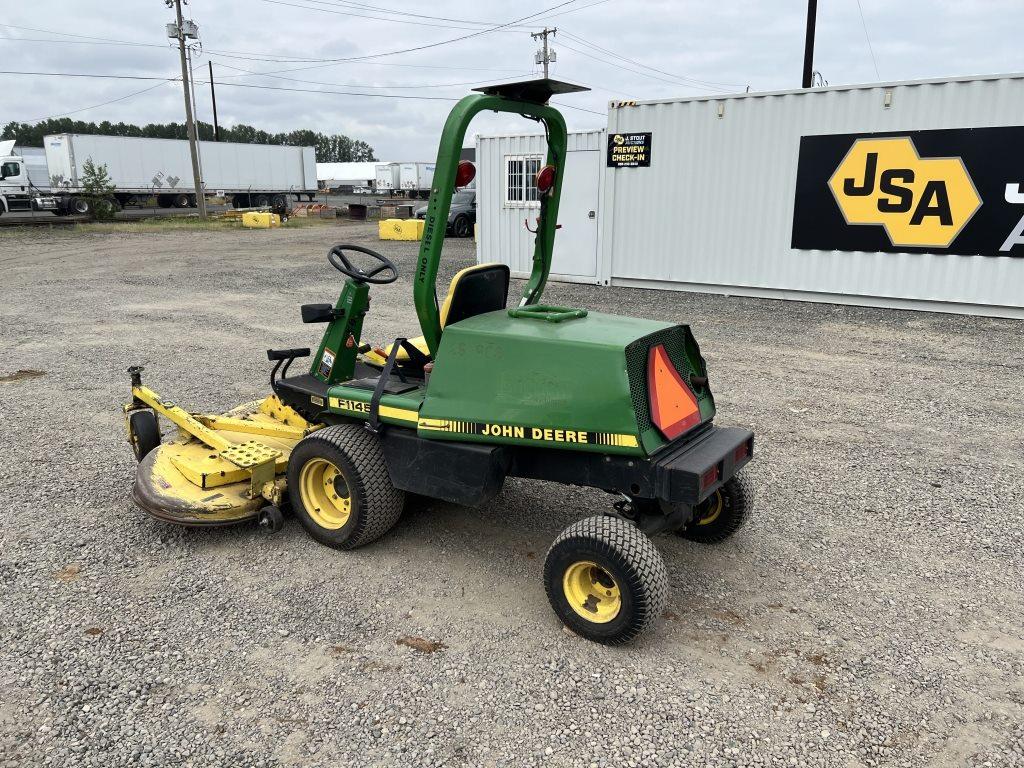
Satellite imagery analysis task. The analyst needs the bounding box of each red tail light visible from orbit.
[734,441,750,463]
[700,465,720,491]
[455,160,476,188]
[536,164,557,194]
[647,344,701,440]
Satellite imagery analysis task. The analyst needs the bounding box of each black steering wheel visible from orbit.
[328,244,399,284]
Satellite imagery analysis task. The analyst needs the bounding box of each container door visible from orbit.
[552,149,600,282]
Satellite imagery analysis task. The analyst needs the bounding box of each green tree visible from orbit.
[80,157,117,220]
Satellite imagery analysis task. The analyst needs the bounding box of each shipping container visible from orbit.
[476,130,605,284]
[478,74,1024,318]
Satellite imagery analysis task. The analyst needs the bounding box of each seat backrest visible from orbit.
[439,263,511,328]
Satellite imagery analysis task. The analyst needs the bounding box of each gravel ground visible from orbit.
[0,222,1021,768]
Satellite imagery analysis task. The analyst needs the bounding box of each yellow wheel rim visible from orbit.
[562,560,621,624]
[696,491,724,526]
[298,457,352,530]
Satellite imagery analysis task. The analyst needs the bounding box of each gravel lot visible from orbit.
[0,222,1021,768]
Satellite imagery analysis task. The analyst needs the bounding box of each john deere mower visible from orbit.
[124,79,754,644]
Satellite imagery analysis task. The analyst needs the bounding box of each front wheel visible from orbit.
[451,214,471,238]
[287,424,404,550]
[544,516,668,645]
[127,410,160,461]
[678,475,753,544]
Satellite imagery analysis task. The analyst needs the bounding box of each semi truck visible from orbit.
[0,135,317,216]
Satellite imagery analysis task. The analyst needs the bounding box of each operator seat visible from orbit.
[364,263,510,366]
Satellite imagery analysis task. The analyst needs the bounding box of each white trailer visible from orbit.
[375,163,400,195]
[33,134,316,214]
[317,161,386,193]
[399,161,435,198]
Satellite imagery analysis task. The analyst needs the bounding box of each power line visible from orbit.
[17,81,173,124]
[559,30,744,90]
[256,0,529,33]
[208,59,534,90]
[555,40,725,93]
[854,0,881,80]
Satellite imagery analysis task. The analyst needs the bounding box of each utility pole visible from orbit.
[802,0,818,89]
[532,28,557,79]
[209,61,220,141]
[167,0,207,218]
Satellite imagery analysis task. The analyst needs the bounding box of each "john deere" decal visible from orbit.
[792,126,1024,257]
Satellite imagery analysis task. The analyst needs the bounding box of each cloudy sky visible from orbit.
[2,1,1021,159]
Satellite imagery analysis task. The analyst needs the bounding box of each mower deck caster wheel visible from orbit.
[544,515,668,645]
[258,505,284,533]
[678,475,753,544]
[128,410,161,461]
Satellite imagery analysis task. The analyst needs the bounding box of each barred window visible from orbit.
[504,154,543,207]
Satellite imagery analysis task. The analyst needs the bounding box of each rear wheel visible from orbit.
[287,424,404,549]
[544,516,668,645]
[679,476,753,544]
[68,196,91,215]
[127,410,160,461]
[254,194,270,207]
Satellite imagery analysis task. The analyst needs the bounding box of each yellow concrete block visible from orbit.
[378,218,420,240]
[242,212,281,229]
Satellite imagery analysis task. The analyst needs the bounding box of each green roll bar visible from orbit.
[414,89,570,356]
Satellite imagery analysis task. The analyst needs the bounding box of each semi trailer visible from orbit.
[399,161,435,198]
[0,135,317,216]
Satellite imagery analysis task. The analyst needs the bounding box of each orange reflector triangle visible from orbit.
[647,344,701,440]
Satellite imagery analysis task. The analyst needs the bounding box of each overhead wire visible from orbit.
[559,30,745,90]
[854,0,881,79]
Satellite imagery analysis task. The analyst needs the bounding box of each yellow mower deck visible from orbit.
[127,391,318,526]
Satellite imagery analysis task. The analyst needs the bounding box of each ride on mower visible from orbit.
[124,79,754,644]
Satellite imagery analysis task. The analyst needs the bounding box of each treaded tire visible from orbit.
[287,423,404,550]
[544,516,668,645]
[679,475,754,544]
[128,410,160,461]
[452,214,471,238]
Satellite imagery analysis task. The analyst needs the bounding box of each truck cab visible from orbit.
[0,141,58,215]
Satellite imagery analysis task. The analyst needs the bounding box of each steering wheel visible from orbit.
[328,244,399,284]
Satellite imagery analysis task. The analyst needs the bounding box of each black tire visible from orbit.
[287,424,404,550]
[258,505,285,533]
[271,194,287,210]
[173,193,190,208]
[157,194,174,209]
[254,194,270,207]
[128,410,161,462]
[68,196,91,215]
[452,214,471,238]
[544,516,668,645]
[679,475,754,544]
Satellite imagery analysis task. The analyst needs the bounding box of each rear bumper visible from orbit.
[650,425,753,505]
[506,424,753,506]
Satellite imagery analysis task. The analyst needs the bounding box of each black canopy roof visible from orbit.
[473,78,590,105]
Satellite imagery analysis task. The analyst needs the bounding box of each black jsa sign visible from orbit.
[608,133,652,167]
[792,126,1024,257]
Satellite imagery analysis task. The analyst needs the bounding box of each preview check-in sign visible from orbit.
[792,126,1024,257]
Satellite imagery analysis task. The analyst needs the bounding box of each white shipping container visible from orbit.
[375,163,400,192]
[43,134,317,194]
[478,73,1024,318]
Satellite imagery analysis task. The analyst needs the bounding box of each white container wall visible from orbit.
[601,74,1024,318]
[317,161,383,188]
[476,130,605,284]
[43,134,316,194]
